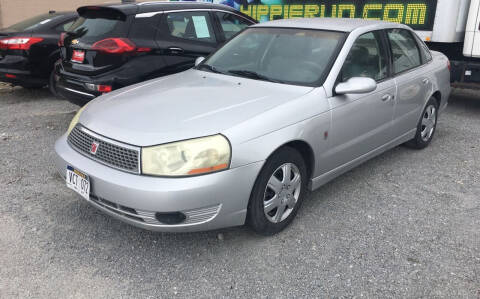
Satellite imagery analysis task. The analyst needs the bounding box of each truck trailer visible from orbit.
[218,0,480,88]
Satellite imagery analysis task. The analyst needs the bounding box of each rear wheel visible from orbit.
[405,97,439,149]
[247,147,308,235]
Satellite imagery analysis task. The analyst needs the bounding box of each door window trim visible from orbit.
[337,30,392,85]
[385,28,424,77]
[211,11,255,42]
[136,9,254,24]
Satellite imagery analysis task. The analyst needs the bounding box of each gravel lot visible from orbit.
[0,85,479,298]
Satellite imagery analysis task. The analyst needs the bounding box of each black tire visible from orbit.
[247,146,308,235]
[48,71,58,97]
[405,97,439,149]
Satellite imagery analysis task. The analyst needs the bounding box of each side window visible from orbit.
[341,32,388,82]
[414,34,432,63]
[55,20,75,32]
[166,12,216,43]
[387,29,421,74]
[130,15,159,40]
[215,12,252,40]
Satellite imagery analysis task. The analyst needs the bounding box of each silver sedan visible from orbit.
[54,18,451,235]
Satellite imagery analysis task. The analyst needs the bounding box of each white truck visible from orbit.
[222,0,480,88]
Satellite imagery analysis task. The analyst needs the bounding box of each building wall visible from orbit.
[0,0,142,28]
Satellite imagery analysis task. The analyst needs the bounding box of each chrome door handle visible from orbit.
[422,78,429,84]
[381,94,392,102]
[167,47,184,54]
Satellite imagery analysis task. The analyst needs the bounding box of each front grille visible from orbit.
[68,126,140,173]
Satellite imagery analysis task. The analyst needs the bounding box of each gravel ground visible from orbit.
[0,86,479,298]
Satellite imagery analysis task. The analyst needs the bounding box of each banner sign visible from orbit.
[211,0,438,31]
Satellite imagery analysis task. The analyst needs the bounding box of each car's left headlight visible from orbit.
[141,135,231,177]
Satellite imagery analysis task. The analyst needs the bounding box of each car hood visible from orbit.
[80,69,314,146]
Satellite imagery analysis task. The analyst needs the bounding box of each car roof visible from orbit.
[252,18,407,33]
[79,1,241,15]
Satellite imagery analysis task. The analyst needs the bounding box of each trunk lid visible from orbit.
[61,7,134,76]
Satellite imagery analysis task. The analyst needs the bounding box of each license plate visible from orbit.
[66,165,90,200]
[71,50,85,63]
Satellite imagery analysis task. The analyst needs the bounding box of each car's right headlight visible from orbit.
[67,104,87,134]
[142,135,231,177]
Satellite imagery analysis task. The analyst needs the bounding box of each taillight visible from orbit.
[447,60,451,71]
[91,38,151,54]
[92,38,136,54]
[58,32,66,47]
[84,83,112,93]
[0,37,43,50]
[97,85,112,93]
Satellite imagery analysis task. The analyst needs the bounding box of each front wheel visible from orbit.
[247,147,308,235]
[405,97,439,149]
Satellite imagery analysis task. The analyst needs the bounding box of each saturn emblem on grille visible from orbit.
[90,141,99,155]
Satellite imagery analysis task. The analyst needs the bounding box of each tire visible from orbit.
[405,97,439,149]
[247,146,308,235]
[48,71,58,97]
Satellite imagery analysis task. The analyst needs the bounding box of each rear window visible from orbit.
[67,16,131,42]
[5,13,60,31]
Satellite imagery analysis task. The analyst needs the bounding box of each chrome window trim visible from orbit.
[136,9,253,24]
[69,125,142,174]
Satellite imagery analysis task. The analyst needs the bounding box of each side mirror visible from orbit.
[335,77,377,95]
[195,56,205,67]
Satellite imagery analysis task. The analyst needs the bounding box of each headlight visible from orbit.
[142,135,231,177]
[67,104,87,134]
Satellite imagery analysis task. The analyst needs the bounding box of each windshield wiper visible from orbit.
[227,69,283,83]
[196,63,225,74]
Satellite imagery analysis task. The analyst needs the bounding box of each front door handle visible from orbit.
[422,78,429,85]
[381,94,393,102]
[167,47,184,54]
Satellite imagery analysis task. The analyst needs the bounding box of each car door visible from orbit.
[156,10,219,74]
[387,28,431,137]
[323,31,396,172]
[212,11,254,42]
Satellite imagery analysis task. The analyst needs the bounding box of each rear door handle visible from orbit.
[422,78,429,85]
[167,47,184,54]
[381,94,393,102]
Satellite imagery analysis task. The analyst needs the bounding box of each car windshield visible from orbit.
[200,27,345,86]
[5,13,60,31]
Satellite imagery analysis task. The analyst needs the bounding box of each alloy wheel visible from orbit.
[421,104,437,142]
[263,163,302,223]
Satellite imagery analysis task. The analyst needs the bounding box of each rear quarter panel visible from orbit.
[430,51,451,112]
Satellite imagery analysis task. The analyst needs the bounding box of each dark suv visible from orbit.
[55,2,256,106]
[0,11,77,91]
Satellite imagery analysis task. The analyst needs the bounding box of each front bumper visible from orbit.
[54,134,263,232]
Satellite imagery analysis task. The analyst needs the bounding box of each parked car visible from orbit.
[0,11,77,92]
[54,2,256,106]
[54,18,451,235]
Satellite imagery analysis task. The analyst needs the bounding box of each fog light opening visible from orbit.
[155,212,186,225]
